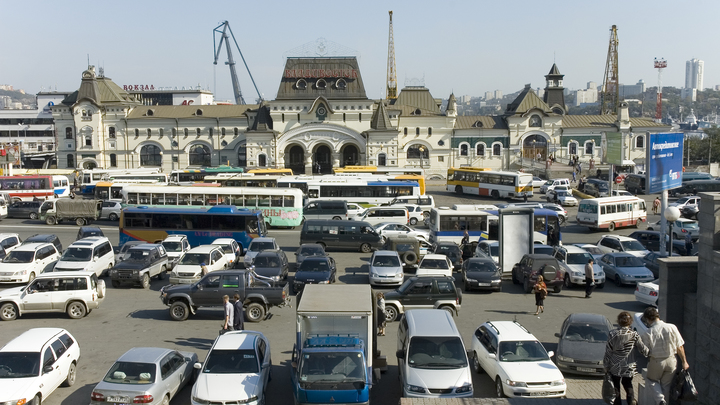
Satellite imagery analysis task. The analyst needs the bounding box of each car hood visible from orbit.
[565,263,603,277]
[617,266,654,276]
[0,262,33,271]
[112,260,150,271]
[295,271,331,283]
[405,366,470,389]
[54,260,91,270]
[163,283,193,295]
[193,373,261,402]
[625,251,650,258]
[500,360,564,383]
[174,264,201,274]
[369,265,403,276]
[0,285,25,298]
[465,270,501,282]
[0,376,39,401]
[557,340,605,363]
[254,266,283,278]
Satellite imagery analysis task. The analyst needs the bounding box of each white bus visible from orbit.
[120,185,304,228]
[576,196,647,232]
[303,177,421,206]
[428,206,498,244]
[80,168,162,194]
[447,168,533,199]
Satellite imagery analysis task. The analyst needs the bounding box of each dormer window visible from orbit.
[472,120,484,128]
[335,79,347,90]
[195,109,203,116]
[316,79,327,90]
[296,79,307,90]
[147,109,154,116]
[411,108,421,115]
[529,115,542,127]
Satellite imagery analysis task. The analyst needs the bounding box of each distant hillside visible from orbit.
[0,89,36,107]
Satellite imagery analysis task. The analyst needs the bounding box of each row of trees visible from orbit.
[686,127,720,166]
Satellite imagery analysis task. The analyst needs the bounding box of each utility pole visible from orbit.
[654,58,666,123]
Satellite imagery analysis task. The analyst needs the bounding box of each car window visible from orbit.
[258,339,267,363]
[170,353,185,371]
[43,346,55,368]
[160,357,173,380]
[436,280,454,294]
[59,333,75,349]
[407,280,432,294]
[202,274,221,288]
[51,339,67,357]
[221,275,240,288]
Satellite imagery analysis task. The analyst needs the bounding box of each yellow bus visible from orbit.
[447,167,533,199]
[247,168,294,176]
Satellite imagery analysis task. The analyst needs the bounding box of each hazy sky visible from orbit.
[1,0,717,102]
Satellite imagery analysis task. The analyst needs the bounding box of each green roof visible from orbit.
[393,86,442,115]
[454,115,507,130]
[505,86,552,115]
[126,104,257,119]
[562,115,669,129]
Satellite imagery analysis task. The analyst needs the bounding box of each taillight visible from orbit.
[650,291,658,297]
[681,229,688,233]
[133,395,154,403]
[91,392,105,402]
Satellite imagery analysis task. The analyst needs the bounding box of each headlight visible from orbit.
[271,275,280,281]
[572,271,583,277]
[557,355,573,363]
[318,280,330,284]
[621,273,632,278]
[110,269,117,276]
[2,399,27,405]
[191,397,210,405]
[370,271,378,277]
[407,384,427,393]
[506,380,527,387]
[396,271,404,277]
[551,379,565,386]
[238,397,258,404]
[456,384,473,393]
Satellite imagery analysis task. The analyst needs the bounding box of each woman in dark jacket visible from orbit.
[603,311,649,405]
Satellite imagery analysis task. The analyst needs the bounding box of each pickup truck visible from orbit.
[160,269,290,322]
[109,244,169,289]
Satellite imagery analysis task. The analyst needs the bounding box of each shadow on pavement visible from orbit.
[166,337,215,351]
[126,308,171,320]
[606,300,646,311]
[61,383,94,405]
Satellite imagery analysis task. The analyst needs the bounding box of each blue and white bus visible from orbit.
[305,178,421,206]
[119,205,267,251]
[428,206,499,244]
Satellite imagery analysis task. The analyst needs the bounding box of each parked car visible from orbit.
[539,178,570,194]
[191,331,271,405]
[243,237,279,267]
[680,204,699,220]
[669,195,700,209]
[583,178,609,197]
[533,244,555,256]
[462,257,502,292]
[611,190,634,197]
[300,220,382,253]
[382,276,461,322]
[387,195,435,219]
[211,238,242,267]
[346,202,366,219]
[375,222,429,242]
[597,235,650,258]
[0,271,105,321]
[91,347,198,405]
[628,230,689,256]
[76,226,104,241]
[54,236,115,276]
[470,321,566,398]
[416,254,453,277]
[0,242,60,284]
[356,206,409,226]
[368,250,404,286]
[0,328,80,404]
[161,234,191,269]
[169,245,228,284]
[116,240,145,263]
[511,254,564,293]
[540,203,568,225]
[573,244,612,262]
[403,204,424,226]
[294,243,327,268]
[293,256,337,293]
[251,249,289,281]
[7,201,41,219]
[647,218,700,241]
[552,245,605,289]
[531,176,546,188]
[623,173,645,194]
[641,251,679,278]
[100,200,122,221]
[475,240,499,264]
[23,233,62,253]
[109,244,169,288]
[554,313,612,376]
[635,279,659,306]
[431,241,463,270]
[546,189,578,206]
[598,253,655,286]
[0,233,21,253]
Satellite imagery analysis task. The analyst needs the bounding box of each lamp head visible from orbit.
[664,206,681,222]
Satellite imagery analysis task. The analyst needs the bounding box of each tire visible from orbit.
[401,251,417,266]
[31,394,41,405]
[608,222,616,232]
[472,352,484,374]
[160,395,170,405]
[66,301,87,319]
[553,284,562,294]
[246,302,266,322]
[45,216,56,225]
[111,280,121,288]
[455,185,463,195]
[170,301,189,321]
[62,362,76,387]
[491,190,499,199]
[523,277,532,293]
[332,216,342,220]
[385,305,399,322]
[29,212,38,220]
[511,270,520,285]
[409,218,418,226]
[495,377,506,398]
[464,280,471,292]
[28,272,36,283]
[564,275,572,289]
[157,265,166,280]
[141,273,150,289]
[109,213,119,221]
[76,218,85,226]
[360,243,372,253]
[614,275,622,287]
[440,305,454,317]
[0,303,18,321]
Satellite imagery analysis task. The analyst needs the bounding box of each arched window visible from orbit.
[415,127,420,135]
[134,128,139,137]
[407,144,429,159]
[234,128,239,136]
[109,154,117,167]
[476,143,485,157]
[189,144,211,166]
[221,128,226,136]
[258,154,267,167]
[184,128,189,136]
[172,128,177,137]
[196,128,201,136]
[378,153,387,166]
[209,128,214,137]
[108,127,116,138]
[635,135,645,148]
[492,143,501,156]
[460,143,469,156]
[529,115,542,127]
[140,144,162,167]
[403,127,408,136]
[585,141,594,155]
[66,154,74,168]
[65,127,73,139]
[237,144,247,167]
[568,142,578,156]
[159,128,164,137]
[146,128,151,136]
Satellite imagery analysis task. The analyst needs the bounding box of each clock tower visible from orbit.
[543,63,567,115]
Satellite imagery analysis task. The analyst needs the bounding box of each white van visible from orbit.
[54,237,115,276]
[389,195,435,219]
[357,206,409,226]
[396,309,473,398]
[539,178,570,194]
[576,196,647,232]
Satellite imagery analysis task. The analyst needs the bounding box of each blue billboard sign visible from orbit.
[647,133,684,194]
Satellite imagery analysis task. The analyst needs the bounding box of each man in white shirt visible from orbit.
[222,295,234,332]
[640,307,689,405]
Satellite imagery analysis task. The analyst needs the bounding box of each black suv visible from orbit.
[511,254,565,294]
[628,230,688,255]
[383,276,462,322]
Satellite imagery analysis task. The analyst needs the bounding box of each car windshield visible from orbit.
[544,180,554,185]
[467,261,496,272]
[487,245,499,256]
[249,242,275,252]
[299,260,330,272]
[253,256,280,268]
[3,250,34,263]
[534,246,554,255]
[620,240,646,251]
[299,246,323,256]
[681,222,698,229]
[567,252,594,265]
[126,250,151,262]
[498,341,550,362]
[372,256,400,267]
[299,351,366,383]
[408,336,467,369]
[120,243,140,254]
[215,244,234,253]
[563,323,609,342]
[61,247,93,262]
[203,349,258,374]
[677,197,690,204]
[162,242,183,252]
[583,246,602,255]
[616,256,644,267]
[102,361,156,384]
[421,259,449,269]
[0,352,40,378]
[178,253,209,265]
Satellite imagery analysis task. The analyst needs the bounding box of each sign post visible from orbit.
[646,133,684,256]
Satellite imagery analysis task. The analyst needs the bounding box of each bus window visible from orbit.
[258,195,271,207]
[271,196,283,207]
[534,216,546,233]
[284,195,295,207]
[243,195,257,207]
[191,194,204,206]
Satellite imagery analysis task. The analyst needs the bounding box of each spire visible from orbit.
[547,63,561,76]
[77,65,100,105]
[370,101,394,130]
[543,63,566,114]
[446,93,457,117]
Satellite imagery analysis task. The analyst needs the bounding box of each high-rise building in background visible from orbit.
[493,90,502,99]
[685,59,704,90]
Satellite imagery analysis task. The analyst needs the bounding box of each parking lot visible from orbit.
[0,186,665,404]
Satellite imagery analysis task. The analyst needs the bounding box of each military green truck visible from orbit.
[39,199,102,226]
[382,235,431,270]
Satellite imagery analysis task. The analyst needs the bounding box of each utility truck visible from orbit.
[39,198,102,226]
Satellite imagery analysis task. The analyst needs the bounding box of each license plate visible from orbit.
[477,282,491,286]
[0,277,10,281]
[577,367,596,373]
[106,396,129,403]
[177,279,193,284]
[529,392,549,396]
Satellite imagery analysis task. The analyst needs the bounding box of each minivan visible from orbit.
[300,219,382,253]
[303,201,349,221]
[54,236,115,276]
[396,309,473,398]
[7,201,41,219]
[356,206,409,226]
[681,171,714,182]
[584,178,609,197]
[388,196,435,218]
[623,174,645,194]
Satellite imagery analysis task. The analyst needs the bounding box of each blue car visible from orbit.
[598,253,654,286]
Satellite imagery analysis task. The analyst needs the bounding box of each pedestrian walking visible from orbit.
[461,231,470,245]
[376,292,386,336]
[533,275,547,315]
[577,162,583,175]
[222,295,234,332]
[585,258,595,298]
[604,311,650,405]
[653,197,660,215]
[572,170,577,183]
[233,293,244,331]
[524,193,528,202]
[639,306,690,405]
[685,233,693,256]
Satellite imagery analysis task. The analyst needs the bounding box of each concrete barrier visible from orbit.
[572,188,594,200]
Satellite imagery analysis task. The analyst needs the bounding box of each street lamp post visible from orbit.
[418,146,426,169]
[664,206,681,256]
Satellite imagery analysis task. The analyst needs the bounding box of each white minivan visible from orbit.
[396,309,473,398]
[357,206,409,226]
[54,237,115,276]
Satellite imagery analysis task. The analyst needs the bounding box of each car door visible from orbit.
[602,256,616,278]
[159,353,182,399]
[40,345,63,398]
[51,277,79,311]
[50,338,71,382]
[474,327,497,376]
[219,274,242,297]
[21,278,55,311]
[212,249,226,270]
[401,278,434,309]
[193,274,223,306]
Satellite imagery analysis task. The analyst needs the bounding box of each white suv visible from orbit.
[0,242,60,284]
[54,237,115,276]
[597,235,650,258]
[162,234,191,269]
[0,233,21,253]
[211,238,241,267]
[539,178,570,194]
[170,245,228,284]
[471,321,566,398]
[552,245,605,289]
[243,237,279,267]
[0,328,80,405]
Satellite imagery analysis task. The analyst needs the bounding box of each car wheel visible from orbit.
[385,305,399,322]
[111,280,121,288]
[170,301,189,321]
[491,190,500,199]
[564,275,572,288]
[28,272,36,283]
[76,217,85,226]
[66,301,87,319]
[473,352,484,374]
[608,222,616,232]
[558,216,566,226]
[455,185,463,195]
[511,270,519,285]
[553,284,562,294]
[360,243,372,253]
[45,216,56,225]
[495,377,506,398]
[409,218,418,226]
[160,395,170,405]
[157,266,166,280]
[62,362,76,387]
[614,275,622,287]
[29,212,38,220]
[246,302,266,322]
[31,394,41,405]
[141,273,150,289]
[464,280,471,292]
[332,216,342,220]
[440,305,454,317]
[0,303,18,321]
[109,213,119,221]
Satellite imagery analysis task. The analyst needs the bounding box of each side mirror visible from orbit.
[211,260,215,265]
[487,353,496,360]
[291,361,297,369]
[547,351,555,357]
[43,365,54,374]
[198,284,204,290]
[93,256,99,262]
[554,333,561,338]
[193,362,202,370]
[395,350,405,359]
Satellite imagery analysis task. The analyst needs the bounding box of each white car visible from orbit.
[54,236,115,276]
[346,202,366,219]
[162,234,191,269]
[531,176,546,188]
[100,200,122,221]
[475,240,499,264]
[0,242,60,284]
[669,195,700,209]
[416,254,452,277]
[635,279,659,306]
[597,235,650,258]
[0,233,21,254]
[0,328,80,405]
[244,237,279,267]
[546,189,578,206]
[573,244,612,262]
[191,331,271,405]
[552,245,605,289]
[403,204,424,226]
[471,321,566,398]
[611,190,634,197]
[211,238,241,267]
[169,245,228,284]
[375,222,429,242]
[539,178,570,194]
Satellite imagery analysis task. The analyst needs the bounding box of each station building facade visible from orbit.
[52,62,668,177]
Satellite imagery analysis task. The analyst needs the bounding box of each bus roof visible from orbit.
[124,205,262,215]
[580,196,644,204]
[448,167,491,172]
[175,166,246,174]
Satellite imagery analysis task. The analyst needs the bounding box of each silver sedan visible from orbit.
[91,347,198,405]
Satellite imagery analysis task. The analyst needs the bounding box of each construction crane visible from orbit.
[654,58,667,121]
[386,11,398,100]
[213,21,262,105]
[600,25,619,115]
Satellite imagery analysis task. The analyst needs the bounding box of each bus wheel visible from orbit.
[491,190,500,199]
[455,185,463,195]
[608,222,616,232]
